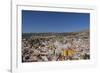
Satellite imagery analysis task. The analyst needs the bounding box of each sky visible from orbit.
[22,10,90,33]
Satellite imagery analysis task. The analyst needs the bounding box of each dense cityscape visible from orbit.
[22,10,90,62]
[22,31,90,62]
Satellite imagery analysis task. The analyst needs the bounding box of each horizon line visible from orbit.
[22,28,89,33]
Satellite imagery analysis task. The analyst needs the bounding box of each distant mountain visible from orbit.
[22,29,89,39]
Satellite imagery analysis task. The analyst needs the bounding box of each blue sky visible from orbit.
[22,10,90,33]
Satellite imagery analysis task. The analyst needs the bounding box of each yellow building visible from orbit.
[62,49,76,57]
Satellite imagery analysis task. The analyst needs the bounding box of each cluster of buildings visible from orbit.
[22,31,90,62]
